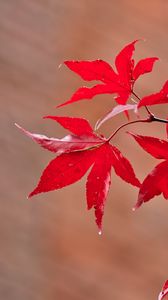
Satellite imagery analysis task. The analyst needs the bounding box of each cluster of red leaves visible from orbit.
[16,117,140,233]
[158,280,168,300]
[17,40,168,233]
[129,133,168,209]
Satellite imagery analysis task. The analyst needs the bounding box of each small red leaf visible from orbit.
[158,280,168,300]
[133,57,158,80]
[86,143,112,233]
[29,148,96,198]
[135,161,168,209]
[16,123,103,154]
[57,83,123,108]
[95,104,137,129]
[44,116,95,136]
[138,80,168,107]
[128,132,168,160]
[64,60,118,83]
[115,40,137,86]
[111,146,141,187]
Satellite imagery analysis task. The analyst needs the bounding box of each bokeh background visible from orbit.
[1,0,168,299]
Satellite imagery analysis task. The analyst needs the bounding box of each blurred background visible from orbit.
[0,0,168,299]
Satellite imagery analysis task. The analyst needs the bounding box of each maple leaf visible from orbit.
[16,116,140,232]
[128,132,168,209]
[57,41,158,108]
[158,280,168,300]
[138,80,168,108]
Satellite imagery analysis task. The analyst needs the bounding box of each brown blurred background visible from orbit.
[1,0,168,299]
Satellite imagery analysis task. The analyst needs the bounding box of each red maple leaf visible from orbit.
[138,80,168,108]
[128,132,168,209]
[57,41,158,107]
[16,116,140,232]
[158,280,168,300]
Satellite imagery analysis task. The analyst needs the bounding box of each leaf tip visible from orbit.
[94,120,100,130]
[126,131,137,139]
[56,101,69,108]
[15,123,21,129]
[132,206,137,212]
[64,60,69,66]
[58,63,62,69]
[126,130,133,135]
[28,193,33,199]
[133,199,142,211]
[56,103,63,108]
[43,115,51,120]
[15,123,28,136]
[98,230,102,236]
[28,189,38,199]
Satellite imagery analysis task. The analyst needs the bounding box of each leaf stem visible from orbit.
[152,117,168,124]
[107,118,152,141]
[132,91,168,123]
[132,91,152,115]
[107,114,168,142]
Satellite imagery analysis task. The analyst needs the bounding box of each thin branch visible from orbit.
[132,91,152,115]
[107,115,168,142]
[152,117,168,124]
[107,118,151,141]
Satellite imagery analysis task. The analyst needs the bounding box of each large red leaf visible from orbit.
[158,280,168,300]
[64,60,118,83]
[29,148,96,198]
[133,57,158,80]
[59,40,159,109]
[128,132,168,160]
[17,114,141,230]
[44,116,95,137]
[138,80,168,107]
[111,145,141,187]
[86,143,112,233]
[134,161,168,209]
[16,123,103,154]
